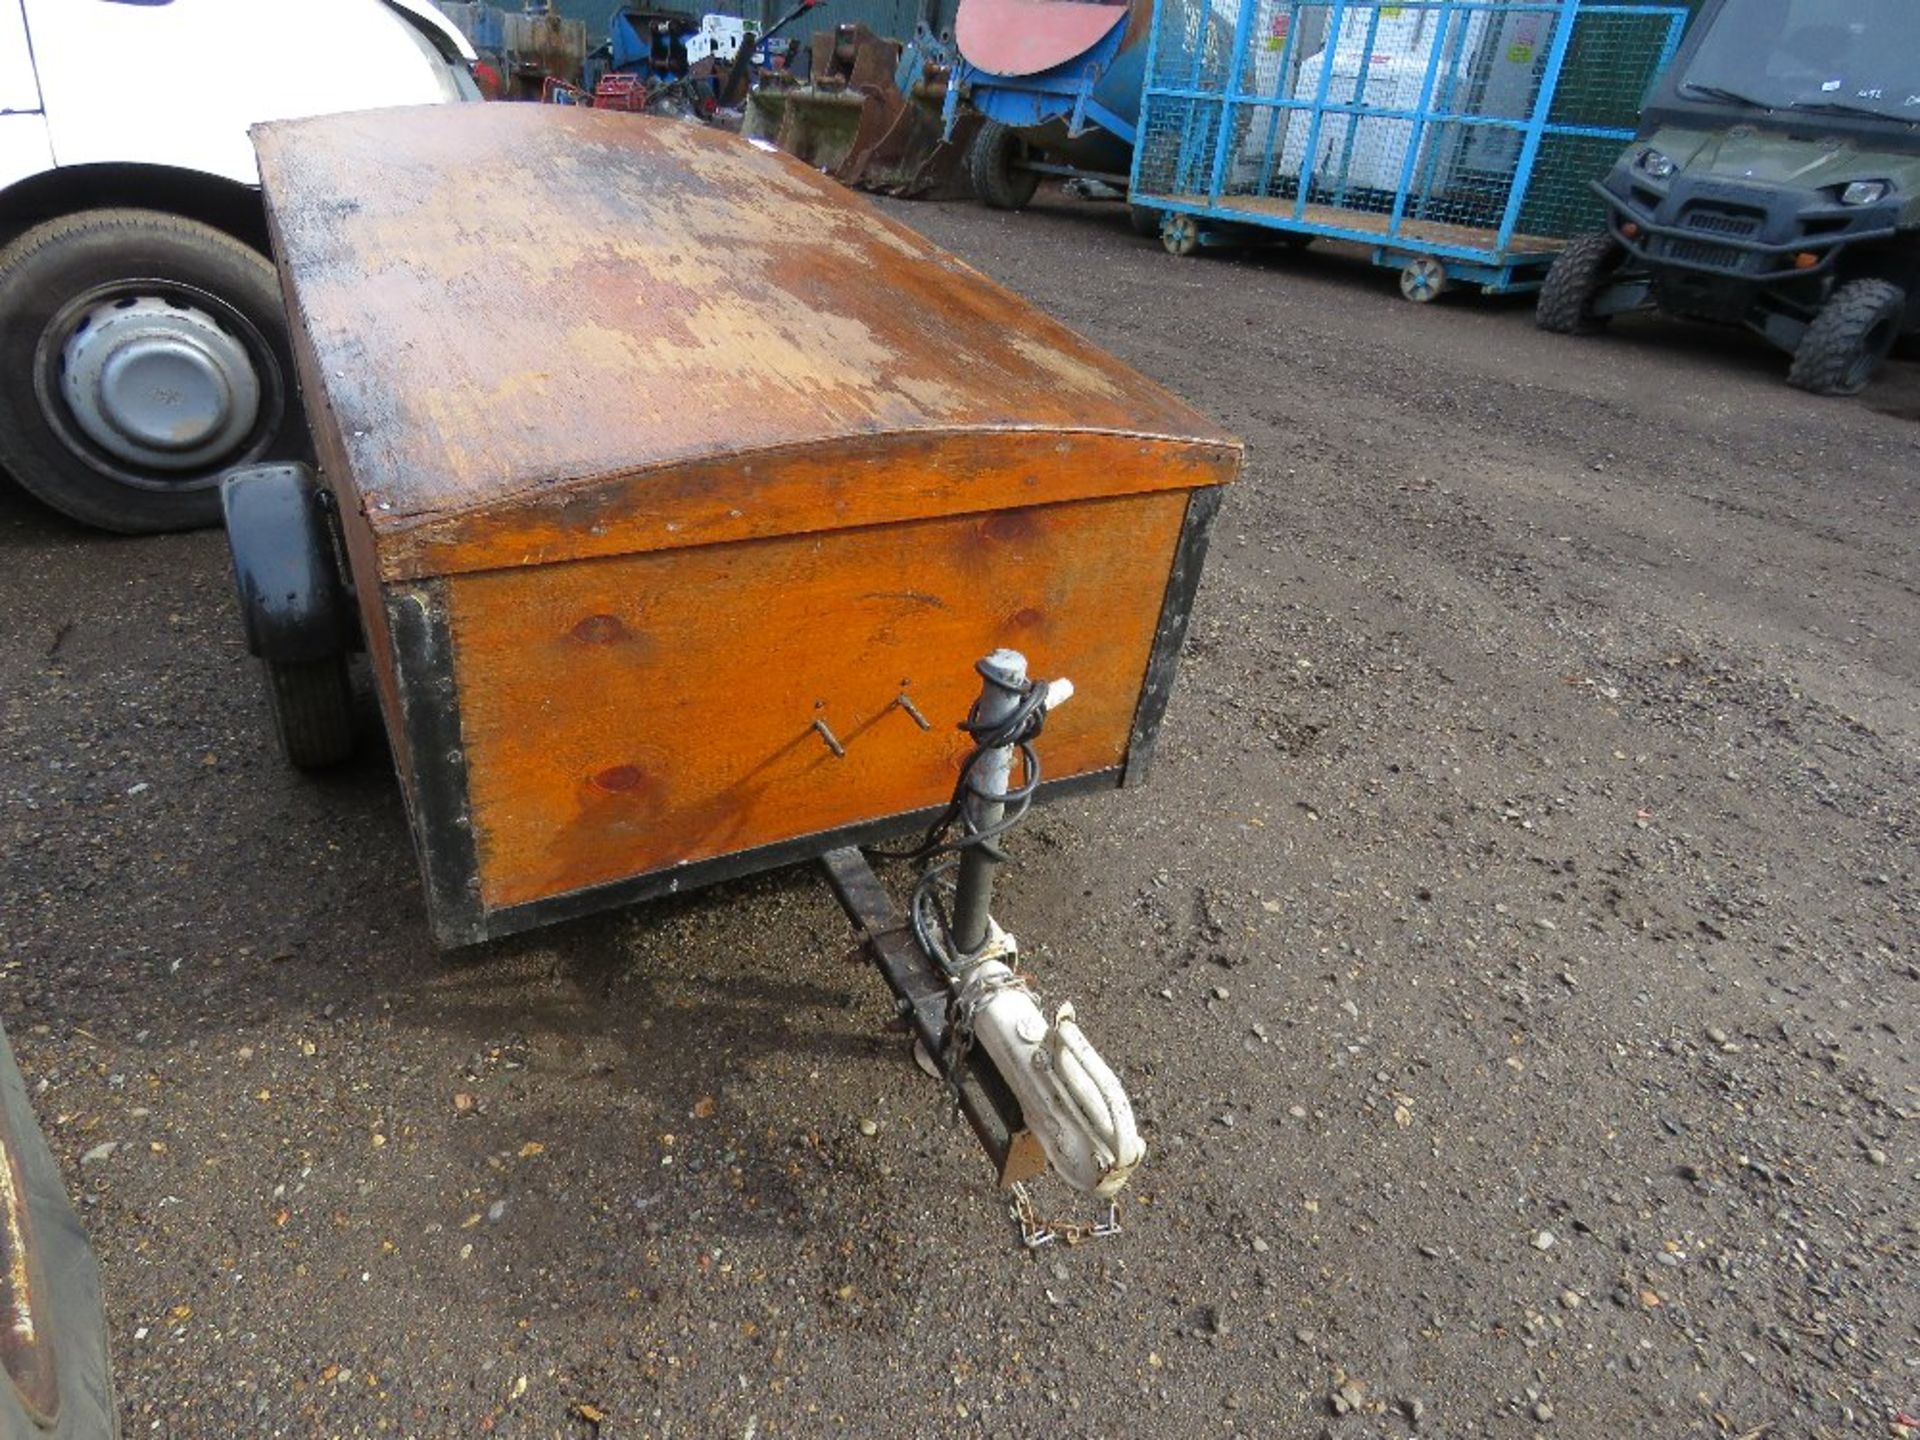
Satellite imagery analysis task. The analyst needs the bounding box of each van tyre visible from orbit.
[1537,232,1624,335]
[265,655,355,770]
[970,122,1041,211]
[1788,278,1906,397]
[0,209,305,533]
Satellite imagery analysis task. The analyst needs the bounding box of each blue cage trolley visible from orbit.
[1130,0,1687,299]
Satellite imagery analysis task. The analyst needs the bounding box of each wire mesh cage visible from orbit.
[1132,0,1689,291]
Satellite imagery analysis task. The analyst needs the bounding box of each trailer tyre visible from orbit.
[1787,278,1906,397]
[1128,204,1161,238]
[970,122,1042,211]
[265,656,355,771]
[0,209,305,533]
[1537,232,1624,335]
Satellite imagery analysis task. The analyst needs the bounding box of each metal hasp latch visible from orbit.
[823,648,1146,1201]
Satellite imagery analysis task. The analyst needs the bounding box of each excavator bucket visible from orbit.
[743,24,977,198]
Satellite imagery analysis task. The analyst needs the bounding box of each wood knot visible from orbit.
[571,614,628,645]
[591,764,646,794]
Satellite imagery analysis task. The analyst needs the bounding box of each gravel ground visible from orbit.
[2,187,1916,1440]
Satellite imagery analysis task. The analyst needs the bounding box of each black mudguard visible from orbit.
[220,462,358,662]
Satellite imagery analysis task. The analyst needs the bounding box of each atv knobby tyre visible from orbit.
[970,122,1042,211]
[1788,277,1906,397]
[1537,232,1624,336]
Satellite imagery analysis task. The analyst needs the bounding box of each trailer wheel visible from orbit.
[1536,232,1624,335]
[1128,205,1161,238]
[969,122,1041,211]
[265,656,355,770]
[1161,213,1200,258]
[1398,256,1447,303]
[0,209,304,533]
[1787,278,1906,397]
[221,462,360,770]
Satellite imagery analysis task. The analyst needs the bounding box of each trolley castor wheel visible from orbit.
[1161,213,1200,258]
[1399,256,1448,303]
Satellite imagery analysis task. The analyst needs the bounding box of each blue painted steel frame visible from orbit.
[1206,0,1264,201]
[1129,0,1689,292]
[942,21,1139,146]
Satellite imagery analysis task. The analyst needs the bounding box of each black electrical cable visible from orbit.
[871,678,1050,865]
[871,672,1056,965]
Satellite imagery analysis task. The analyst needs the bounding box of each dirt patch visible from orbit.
[1,185,1915,1439]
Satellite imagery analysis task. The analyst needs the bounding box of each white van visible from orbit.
[0,0,478,532]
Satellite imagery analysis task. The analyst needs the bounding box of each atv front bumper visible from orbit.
[1594,172,1899,293]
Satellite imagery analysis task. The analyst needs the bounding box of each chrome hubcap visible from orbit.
[59,296,261,472]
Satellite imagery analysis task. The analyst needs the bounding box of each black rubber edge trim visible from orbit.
[384,582,485,947]
[1124,484,1224,788]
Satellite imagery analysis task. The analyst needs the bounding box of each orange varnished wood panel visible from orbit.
[446,491,1189,911]
[376,431,1237,582]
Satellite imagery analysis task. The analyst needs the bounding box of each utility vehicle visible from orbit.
[1537,0,1920,396]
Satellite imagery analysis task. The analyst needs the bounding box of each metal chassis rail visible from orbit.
[819,845,1047,1188]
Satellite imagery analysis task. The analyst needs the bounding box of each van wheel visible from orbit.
[1788,278,1906,397]
[0,209,306,533]
[970,122,1041,211]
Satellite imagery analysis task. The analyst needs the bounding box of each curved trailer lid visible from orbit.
[249,104,1238,583]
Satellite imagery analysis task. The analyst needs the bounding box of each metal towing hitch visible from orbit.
[824,649,1146,1222]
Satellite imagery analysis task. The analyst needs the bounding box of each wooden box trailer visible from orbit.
[225,102,1240,950]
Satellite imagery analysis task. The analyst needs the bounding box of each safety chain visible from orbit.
[1008,1180,1123,1250]
[946,973,1126,1252]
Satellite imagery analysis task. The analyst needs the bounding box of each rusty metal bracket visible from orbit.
[810,716,847,758]
[820,846,1045,1187]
